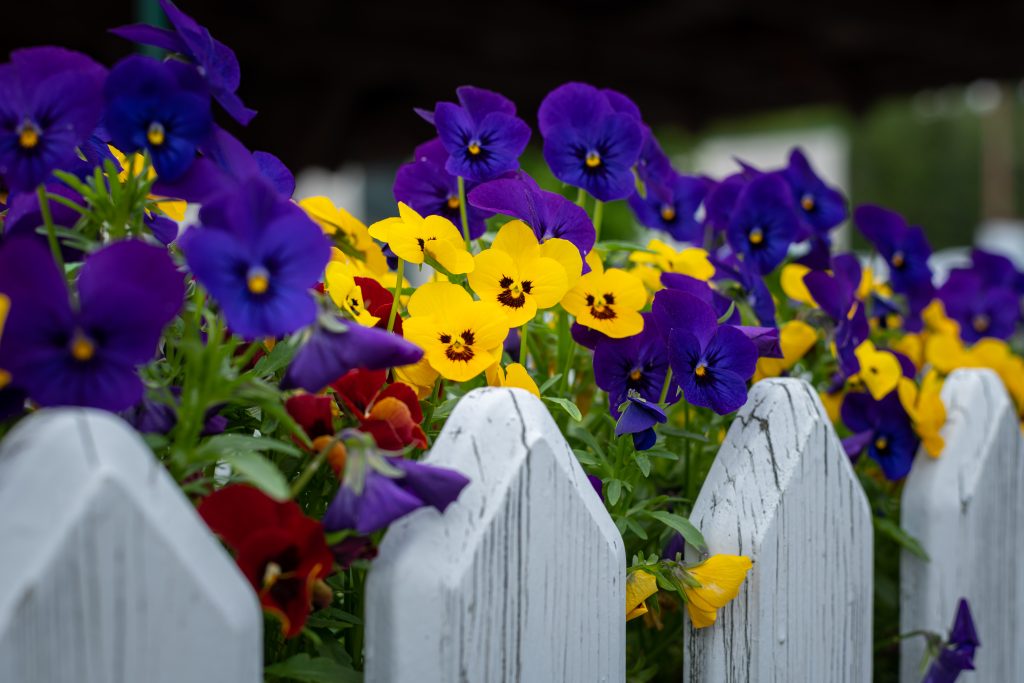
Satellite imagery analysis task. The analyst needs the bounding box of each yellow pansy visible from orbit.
[898,372,946,457]
[780,263,816,306]
[753,320,818,382]
[403,282,509,382]
[682,554,753,629]
[625,569,659,622]
[301,196,388,275]
[853,340,902,400]
[629,239,715,292]
[324,262,378,326]
[921,299,960,338]
[469,221,575,327]
[820,389,844,423]
[485,362,540,397]
[561,265,646,339]
[892,333,924,372]
[924,333,970,375]
[394,357,440,399]
[368,203,473,275]
[109,146,188,222]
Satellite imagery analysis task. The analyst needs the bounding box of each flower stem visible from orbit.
[37,184,64,274]
[592,199,604,242]
[576,187,587,207]
[290,435,339,498]
[659,368,674,404]
[457,176,471,250]
[387,259,404,333]
[519,322,529,367]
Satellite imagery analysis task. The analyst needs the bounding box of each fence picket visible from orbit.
[900,369,1024,682]
[683,378,873,682]
[0,409,262,683]
[364,387,626,683]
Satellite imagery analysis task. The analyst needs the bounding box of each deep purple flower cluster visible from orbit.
[938,248,1023,342]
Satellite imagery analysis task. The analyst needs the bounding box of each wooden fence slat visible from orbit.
[683,378,873,682]
[0,409,262,683]
[900,369,1024,682]
[365,387,626,683]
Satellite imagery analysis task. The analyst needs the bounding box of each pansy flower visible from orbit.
[561,255,646,339]
[104,55,212,182]
[402,282,510,382]
[854,204,934,306]
[182,177,330,339]
[653,289,759,414]
[852,340,902,400]
[629,239,715,293]
[681,555,753,628]
[0,238,183,412]
[324,261,378,327]
[803,254,870,377]
[332,369,428,451]
[198,485,334,638]
[323,432,469,534]
[625,569,659,621]
[726,173,800,274]
[712,253,778,327]
[923,599,979,683]
[780,147,847,236]
[897,371,946,458]
[299,196,388,276]
[285,392,335,441]
[485,362,540,397]
[753,320,818,382]
[368,202,474,274]
[112,0,257,125]
[703,172,748,232]
[615,391,667,451]
[628,173,709,243]
[593,313,672,410]
[3,182,87,261]
[393,138,493,239]
[0,46,107,193]
[939,268,1019,342]
[468,220,575,327]
[419,86,531,183]
[840,392,918,480]
[538,82,644,202]
[468,172,595,263]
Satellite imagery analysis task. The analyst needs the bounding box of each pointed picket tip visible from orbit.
[0,408,262,683]
[365,387,625,683]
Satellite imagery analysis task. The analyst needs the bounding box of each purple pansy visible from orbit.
[323,436,469,534]
[660,272,741,325]
[111,0,256,125]
[281,317,423,392]
[4,183,86,261]
[424,86,530,183]
[710,252,777,327]
[104,55,212,182]
[704,173,747,232]
[393,138,492,239]
[0,47,107,193]
[593,313,673,412]
[854,205,934,305]
[652,289,758,414]
[181,176,330,339]
[923,599,979,683]
[628,173,709,243]
[468,172,595,260]
[803,254,870,377]
[726,173,800,274]
[614,391,667,451]
[939,269,1019,342]
[781,148,847,236]
[0,237,184,411]
[538,82,644,202]
[840,392,918,480]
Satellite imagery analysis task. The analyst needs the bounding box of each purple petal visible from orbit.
[324,471,426,534]
[456,85,516,122]
[253,151,295,197]
[735,325,783,359]
[705,326,758,379]
[389,457,470,513]
[109,23,187,53]
[538,82,613,136]
[651,289,718,349]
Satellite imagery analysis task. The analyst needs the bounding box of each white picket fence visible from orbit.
[0,370,1019,682]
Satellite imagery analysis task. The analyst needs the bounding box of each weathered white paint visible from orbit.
[0,409,262,683]
[900,369,1024,682]
[684,378,873,682]
[365,387,626,683]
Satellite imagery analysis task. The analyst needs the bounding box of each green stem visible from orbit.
[659,368,674,405]
[684,404,693,500]
[576,187,587,207]
[518,322,529,367]
[290,434,342,498]
[457,176,471,250]
[387,259,404,333]
[592,199,604,242]
[37,185,64,274]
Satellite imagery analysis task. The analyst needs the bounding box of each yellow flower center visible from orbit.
[874,436,889,451]
[497,276,532,309]
[147,121,166,146]
[447,196,460,210]
[695,363,708,377]
[660,204,676,221]
[891,251,905,268]
[440,330,476,362]
[69,330,96,362]
[17,121,40,149]
[800,194,815,212]
[585,150,602,168]
[467,141,481,156]
[973,314,990,333]
[748,228,764,245]
[262,561,283,589]
[629,369,643,381]
[247,266,270,295]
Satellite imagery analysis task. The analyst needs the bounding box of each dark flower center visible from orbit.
[247,265,270,295]
[585,292,617,320]
[69,329,96,362]
[416,236,438,252]
[147,121,166,147]
[660,204,676,222]
[17,119,41,150]
[694,363,708,378]
[748,227,765,246]
[891,251,905,268]
[973,314,990,333]
[496,275,532,308]
[446,195,460,210]
[585,150,602,168]
[441,329,476,362]
[800,194,815,212]
[629,368,643,382]
[874,435,889,452]
[467,140,481,156]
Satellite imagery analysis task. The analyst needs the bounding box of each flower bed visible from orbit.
[0,1,1021,681]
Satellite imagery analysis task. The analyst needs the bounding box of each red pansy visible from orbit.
[332,368,428,450]
[356,276,403,334]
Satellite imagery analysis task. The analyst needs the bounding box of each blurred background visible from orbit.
[9,0,1024,261]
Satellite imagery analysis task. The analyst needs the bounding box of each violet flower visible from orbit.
[0,237,184,411]
[781,147,847,236]
[840,392,918,480]
[3,183,86,261]
[939,269,1019,342]
[854,204,934,305]
[111,0,257,125]
[628,173,709,243]
[0,46,107,193]
[923,599,979,683]
[803,254,870,377]
[726,173,800,274]
[593,313,673,412]
[614,391,667,451]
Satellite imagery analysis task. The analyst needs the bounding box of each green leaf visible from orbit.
[537,373,562,394]
[647,511,707,554]
[221,451,290,500]
[607,478,623,506]
[874,516,930,561]
[264,653,361,683]
[201,433,302,458]
[635,453,652,477]
[544,396,582,422]
[572,448,600,467]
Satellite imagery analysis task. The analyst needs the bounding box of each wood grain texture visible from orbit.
[900,369,1024,682]
[365,387,626,683]
[0,409,262,683]
[683,378,873,683]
